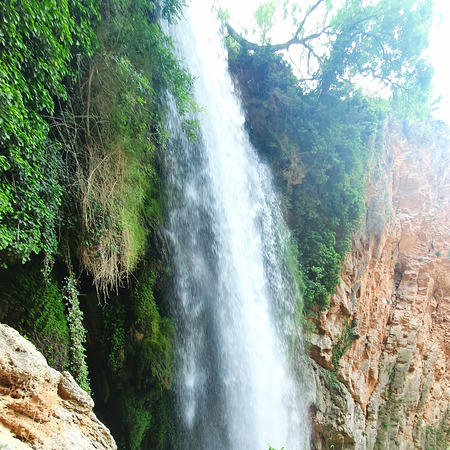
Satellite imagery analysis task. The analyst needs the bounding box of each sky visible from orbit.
[220,0,450,124]
[426,0,450,123]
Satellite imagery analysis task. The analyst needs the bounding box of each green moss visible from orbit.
[93,268,176,449]
[0,262,70,371]
[100,297,127,374]
[129,273,175,390]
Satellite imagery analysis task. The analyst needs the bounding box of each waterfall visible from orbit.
[164,2,312,448]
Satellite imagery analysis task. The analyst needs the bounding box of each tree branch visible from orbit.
[294,0,324,40]
[225,21,330,53]
[224,23,260,51]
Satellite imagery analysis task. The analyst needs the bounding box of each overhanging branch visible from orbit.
[225,22,330,53]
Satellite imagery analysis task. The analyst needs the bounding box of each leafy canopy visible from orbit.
[0,0,99,265]
[225,0,434,106]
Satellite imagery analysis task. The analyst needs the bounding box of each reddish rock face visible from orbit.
[310,121,450,449]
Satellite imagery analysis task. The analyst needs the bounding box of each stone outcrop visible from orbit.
[0,324,117,449]
[310,121,450,449]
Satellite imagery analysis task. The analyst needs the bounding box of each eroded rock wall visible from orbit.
[0,324,116,449]
[310,121,450,449]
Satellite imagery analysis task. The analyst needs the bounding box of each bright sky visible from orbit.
[427,0,450,123]
[220,0,450,124]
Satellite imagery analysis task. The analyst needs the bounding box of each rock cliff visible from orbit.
[0,324,116,449]
[310,121,450,449]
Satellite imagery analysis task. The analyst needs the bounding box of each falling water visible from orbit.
[164,2,312,448]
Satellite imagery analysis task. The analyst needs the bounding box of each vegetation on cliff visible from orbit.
[1,0,192,447]
[0,0,98,268]
[225,0,433,312]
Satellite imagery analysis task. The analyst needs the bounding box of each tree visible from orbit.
[225,0,433,104]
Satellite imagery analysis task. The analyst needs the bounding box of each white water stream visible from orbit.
[164,2,312,448]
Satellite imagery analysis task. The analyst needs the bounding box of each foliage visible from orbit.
[100,296,127,373]
[1,0,194,447]
[0,0,99,266]
[0,0,191,291]
[129,272,175,391]
[319,0,433,98]
[0,0,198,448]
[0,262,70,371]
[95,268,176,449]
[127,271,175,450]
[119,392,153,450]
[293,93,385,310]
[283,234,306,318]
[254,1,277,44]
[321,319,358,393]
[229,48,385,311]
[63,274,90,392]
[325,370,342,394]
[73,51,158,296]
[58,0,197,295]
[98,0,194,118]
[226,0,434,118]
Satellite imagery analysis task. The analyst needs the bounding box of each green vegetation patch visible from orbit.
[0,262,70,370]
[0,0,98,266]
[228,48,385,312]
[94,269,176,449]
[331,319,359,372]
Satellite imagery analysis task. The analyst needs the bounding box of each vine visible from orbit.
[63,273,90,393]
